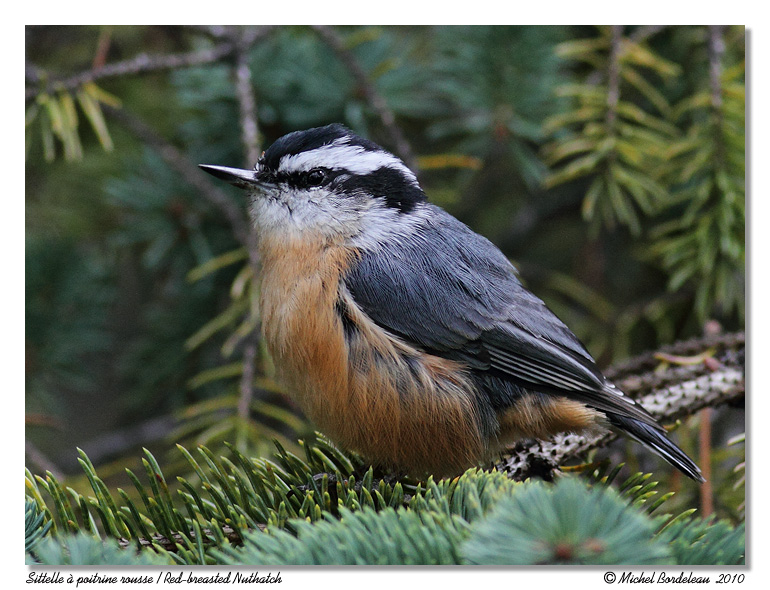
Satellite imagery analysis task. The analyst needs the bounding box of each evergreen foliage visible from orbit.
[25,81,118,162]
[25,26,744,566]
[543,26,678,236]
[217,507,467,565]
[25,440,744,566]
[25,238,115,408]
[648,28,745,322]
[26,25,744,462]
[659,514,746,566]
[25,497,52,553]
[27,534,172,566]
[461,479,669,565]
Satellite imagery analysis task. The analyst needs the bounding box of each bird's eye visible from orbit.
[306,168,326,187]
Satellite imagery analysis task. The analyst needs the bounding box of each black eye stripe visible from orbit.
[261,168,339,189]
[336,167,426,213]
[257,165,426,213]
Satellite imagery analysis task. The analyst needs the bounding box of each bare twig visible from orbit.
[233,30,262,167]
[26,43,235,100]
[102,105,252,251]
[25,63,46,84]
[708,25,726,168]
[186,25,234,40]
[708,25,726,111]
[311,25,417,171]
[228,27,265,421]
[25,26,275,101]
[604,331,744,386]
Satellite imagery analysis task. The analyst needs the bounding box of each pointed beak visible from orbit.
[199,164,261,190]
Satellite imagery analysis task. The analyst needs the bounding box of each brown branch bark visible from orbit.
[234,44,262,167]
[708,25,727,170]
[25,26,275,101]
[227,27,264,424]
[26,43,235,100]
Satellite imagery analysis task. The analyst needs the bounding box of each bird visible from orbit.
[200,123,704,482]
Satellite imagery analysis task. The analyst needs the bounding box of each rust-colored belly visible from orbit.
[258,236,486,477]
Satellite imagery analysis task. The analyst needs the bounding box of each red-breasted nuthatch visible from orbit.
[200,124,704,482]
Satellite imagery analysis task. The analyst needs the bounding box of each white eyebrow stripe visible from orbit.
[278,141,418,186]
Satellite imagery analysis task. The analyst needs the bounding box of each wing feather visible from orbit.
[344,204,661,429]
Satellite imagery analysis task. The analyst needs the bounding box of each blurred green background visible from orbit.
[25,25,744,517]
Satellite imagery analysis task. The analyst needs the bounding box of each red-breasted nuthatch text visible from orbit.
[201,124,704,482]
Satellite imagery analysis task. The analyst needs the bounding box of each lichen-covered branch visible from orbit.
[499,332,745,481]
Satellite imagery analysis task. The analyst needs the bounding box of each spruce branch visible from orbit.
[499,332,744,481]
[647,25,744,323]
[101,104,254,258]
[26,339,744,562]
[585,25,668,85]
[26,44,234,100]
[708,25,726,168]
[544,25,678,234]
[24,26,275,101]
[230,26,264,430]
[233,28,263,168]
[605,25,622,135]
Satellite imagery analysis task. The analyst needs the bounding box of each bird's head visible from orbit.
[200,124,428,246]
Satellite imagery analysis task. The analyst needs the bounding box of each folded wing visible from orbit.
[344,204,662,430]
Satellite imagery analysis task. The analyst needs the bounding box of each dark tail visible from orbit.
[607,413,705,483]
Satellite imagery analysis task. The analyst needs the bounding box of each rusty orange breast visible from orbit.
[257,234,486,477]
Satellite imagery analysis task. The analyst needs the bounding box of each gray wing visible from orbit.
[344,204,660,429]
